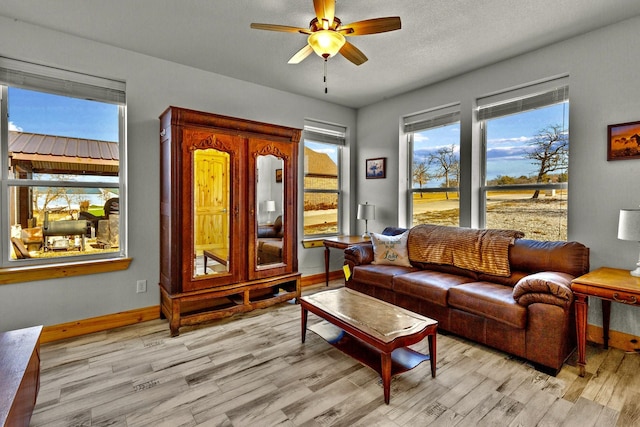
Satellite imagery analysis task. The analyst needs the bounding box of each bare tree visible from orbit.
[32,187,66,212]
[412,160,432,198]
[429,145,459,200]
[527,124,568,199]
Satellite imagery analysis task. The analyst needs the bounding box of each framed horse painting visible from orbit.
[608,121,640,161]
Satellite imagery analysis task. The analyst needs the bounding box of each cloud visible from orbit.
[488,136,532,145]
[9,121,23,131]
[486,146,529,159]
[413,133,429,143]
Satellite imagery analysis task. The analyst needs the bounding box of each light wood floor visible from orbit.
[31,282,640,426]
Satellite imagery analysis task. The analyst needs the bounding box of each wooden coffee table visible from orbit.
[300,288,437,404]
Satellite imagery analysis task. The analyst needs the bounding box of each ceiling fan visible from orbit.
[250,0,401,66]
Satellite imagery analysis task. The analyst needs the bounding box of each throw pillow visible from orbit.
[371,231,412,267]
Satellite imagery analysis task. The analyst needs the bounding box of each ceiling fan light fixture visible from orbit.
[308,30,345,59]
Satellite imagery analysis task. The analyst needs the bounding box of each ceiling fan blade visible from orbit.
[250,23,311,34]
[288,44,314,64]
[340,17,401,36]
[340,41,368,66]
[313,0,335,28]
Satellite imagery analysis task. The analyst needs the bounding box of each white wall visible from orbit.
[0,16,356,331]
[356,16,640,335]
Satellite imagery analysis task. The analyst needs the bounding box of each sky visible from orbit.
[8,87,119,142]
[8,87,120,207]
[413,102,569,186]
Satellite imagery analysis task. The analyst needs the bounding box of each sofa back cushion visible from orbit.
[509,239,590,277]
[407,224,523,277]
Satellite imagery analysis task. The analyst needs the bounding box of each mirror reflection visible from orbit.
[256,154,284,266]
[193,148,230,277]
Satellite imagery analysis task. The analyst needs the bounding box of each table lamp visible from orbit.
[357,202,375,239]
[265,200,276,223]
[618,208,640,277]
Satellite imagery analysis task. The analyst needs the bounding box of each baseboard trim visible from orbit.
[587,324,640,352]
[300,271,343,287]
[41,306,160,344]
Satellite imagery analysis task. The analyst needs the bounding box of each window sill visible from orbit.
[0,257,132,285]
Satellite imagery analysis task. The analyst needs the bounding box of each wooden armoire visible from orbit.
[159,106,301,336]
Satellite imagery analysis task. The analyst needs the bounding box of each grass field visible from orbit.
[412,191,567,241]
[304,191,568,241]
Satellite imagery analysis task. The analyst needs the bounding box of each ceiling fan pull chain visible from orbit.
[324,58,328,94]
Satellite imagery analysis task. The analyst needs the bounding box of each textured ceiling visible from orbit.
[2,0,640,108]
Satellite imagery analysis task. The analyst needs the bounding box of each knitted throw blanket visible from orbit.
[407,225,524,277]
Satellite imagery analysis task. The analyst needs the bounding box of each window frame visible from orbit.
[302,121,345,239]
[0,57,128,276]
[477,78,569,235]
[405,104,461,227]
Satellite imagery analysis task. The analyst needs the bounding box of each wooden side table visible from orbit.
[322,235,369,285]
[571,267,640,376]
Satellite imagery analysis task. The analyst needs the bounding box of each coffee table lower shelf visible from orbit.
[310,321,431,378]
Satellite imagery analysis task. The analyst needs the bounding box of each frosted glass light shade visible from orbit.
[308,30,346,58]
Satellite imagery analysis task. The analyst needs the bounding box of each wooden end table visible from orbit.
[322,235,369,285]
[571,266,640,377]
[300,288,437,404]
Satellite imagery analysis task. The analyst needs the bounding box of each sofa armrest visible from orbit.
[512,271,574,308]
[344,242,374,266]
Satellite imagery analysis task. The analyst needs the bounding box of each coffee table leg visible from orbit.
[381,352,392,404]
[428,333,436,378]
[301,307,308,343]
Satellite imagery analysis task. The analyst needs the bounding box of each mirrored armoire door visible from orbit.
[182,129,245,291]
[248,138,298,280]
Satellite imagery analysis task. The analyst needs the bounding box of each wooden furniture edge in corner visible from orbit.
[0,257,132,285]
[0,325,42,427]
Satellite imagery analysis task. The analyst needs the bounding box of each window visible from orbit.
[303,120,345,237]
[1,57,126,266]
[478,78,569,240]
[405,105,461,227]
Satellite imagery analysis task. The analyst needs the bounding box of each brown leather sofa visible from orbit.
[344,226,589,375]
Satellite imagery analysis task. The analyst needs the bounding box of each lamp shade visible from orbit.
[265,200,276,213]
[618,209,640,241]
[308,30,346,58]
[357,203,375,221]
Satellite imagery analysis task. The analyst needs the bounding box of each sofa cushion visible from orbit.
[352,264,417,290]
[371,231,412,267]
[509,239,589,277]
[448,282,527,329]
[393,270,476,307]
[410,261,479,280]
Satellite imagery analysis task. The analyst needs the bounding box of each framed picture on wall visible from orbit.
[366,157,386,179]
[607,120,640,161]
[275,168,283,182]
